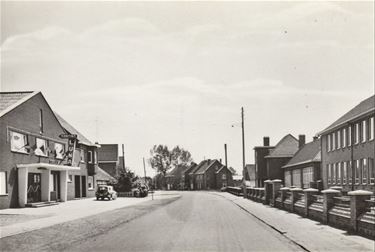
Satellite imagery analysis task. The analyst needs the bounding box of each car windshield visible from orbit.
[98,187,108,192]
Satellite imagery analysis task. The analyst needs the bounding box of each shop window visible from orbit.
[362,158,368,184]
[88,151,93,164]
[54,142,64,160]
[88,176,94,190]
[10,131,29,154]
[35,138,48,157]
[362,120,367,143]
[370,117,374,141]
[0,172,7,195]
[369,158,374,184]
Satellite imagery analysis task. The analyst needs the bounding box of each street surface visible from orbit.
[70,192,301,251]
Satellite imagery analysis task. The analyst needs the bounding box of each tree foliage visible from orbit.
[149,145,193,176]
[113,169,137,192]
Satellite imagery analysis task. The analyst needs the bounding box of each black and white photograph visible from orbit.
[0,1,374,251]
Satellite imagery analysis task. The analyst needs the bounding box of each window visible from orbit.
[285,171,291,187]
[88,151,93,163]
[362,120,367,143]
[332,163,336,184]
[94,151,97,164]
[328,164,331,184]
[337,163,341,185]
[337,130,341,149]
[54,142,64,160]
[222,173,227,180]
[68,174,73,183]
[327,134,331,151]
[362,158,368,184]
[39,109,44,133]
[343,162,347,184]
[369,158,374,184]
[10,131,29,154]
[292,169,301,188]
[302,167,313,188]
[342,128,346,148]
[80,149,85,163]
[88,176,94,190]
[370,117,374,141]
[355,160,360,184]
[0,172,7,195]
[332,132,336,150]
[348,126,352,146]
[348,161,352,184]
[35,138,48,156]
[354,123,360,144]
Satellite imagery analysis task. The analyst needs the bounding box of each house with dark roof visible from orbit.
[264,134,301,184]
[191,159,233,190]
[0,91,79,208]
[165,162,197,190]
[282,138,321,189]
[55,112,106,199]
[182,162,197,190]
[317,95,374,192]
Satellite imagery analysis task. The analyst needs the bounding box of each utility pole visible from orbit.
[241,107,246,198]
[143,157,152,200]
[224,143,228,168]
[122,144,126,173]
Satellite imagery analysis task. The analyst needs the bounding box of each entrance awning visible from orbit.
[17,163,80,171]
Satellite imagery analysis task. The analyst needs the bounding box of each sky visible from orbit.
[1,1,374,176]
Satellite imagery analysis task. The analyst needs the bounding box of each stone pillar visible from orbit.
[60,170,68,202]
[303,188,319,217]
[17,167,28,207]
[290,188,303,212]
[280,187,290,209]
[41,169,51,202]
[271,179,282,206]
[264,180,272,205]
[348,190,373,232]
[322,189,341,224]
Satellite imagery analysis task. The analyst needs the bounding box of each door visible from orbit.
[27,173,41,203]
[74,176,81,198]
[81,176,86,197]
[50,171,60,201]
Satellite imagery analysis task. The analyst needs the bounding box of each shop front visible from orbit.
[17,163,80,207]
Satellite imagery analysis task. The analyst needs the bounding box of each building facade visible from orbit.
[193,159,233,190]
[97,144,119,178]
[253,137,275,187]
[319,95,374,192]
[282,138,321,189]
[0,92,78,208]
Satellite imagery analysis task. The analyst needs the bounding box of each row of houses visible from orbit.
[245,95,374,193]
[0,91,123,209]
[165,159,235,190]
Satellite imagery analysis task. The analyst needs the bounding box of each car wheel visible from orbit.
[96,197,99,200]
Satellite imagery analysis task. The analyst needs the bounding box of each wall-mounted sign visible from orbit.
[65,138,76,166]
[59,134,77,139]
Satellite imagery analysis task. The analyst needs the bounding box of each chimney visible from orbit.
[219,158,222,164]
[313,136,318,141]
[263,137,270,146]
[298,135,306,149]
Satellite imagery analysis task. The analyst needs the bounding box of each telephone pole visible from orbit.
[241,107,246,198]
[224,143,228,168]
[122,144,126,172]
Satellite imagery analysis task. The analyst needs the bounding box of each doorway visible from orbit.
[50,171,60,201]
[27,173,41,203]
[81,176,86,197]
[74,175,81,198]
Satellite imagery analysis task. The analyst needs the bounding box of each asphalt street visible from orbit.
[72,192,302,252]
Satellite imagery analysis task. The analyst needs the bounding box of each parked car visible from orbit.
[96,185,117,200]
[131,185,149,198]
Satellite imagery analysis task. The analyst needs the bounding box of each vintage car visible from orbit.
[131,185,149,198]
[96,185,117,200]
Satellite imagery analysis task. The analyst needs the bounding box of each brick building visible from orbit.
[0,91,78,208]
[192,159,233,190]
[282,138,321,189]
[318,95,374,192]
[253,137,275,187]
[97,144,119,178]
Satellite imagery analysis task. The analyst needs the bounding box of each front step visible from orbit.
[25,201,59,208]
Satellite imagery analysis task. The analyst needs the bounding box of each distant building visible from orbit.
[182,162,197,190]
[97,144,119,178]
[282,138,321,189]
[318,95,374,192]
[253,137,275,187]
[232,175,243,187]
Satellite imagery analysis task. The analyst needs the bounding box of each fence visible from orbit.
[227,180,375,239]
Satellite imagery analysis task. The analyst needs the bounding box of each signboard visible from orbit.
[59,134,77,139]
[66,138,76,166]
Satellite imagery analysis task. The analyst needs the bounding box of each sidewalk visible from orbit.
[0,191,180,239]
[213,192,374,252]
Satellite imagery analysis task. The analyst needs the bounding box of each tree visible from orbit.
[149,145,193,189]
[114,169,136,192]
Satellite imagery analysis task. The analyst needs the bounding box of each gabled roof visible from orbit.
[96,166,116,182]
[318,95,375,135]
[54,112,97,147]
[282,139,321,169]
[0,91,38,117]
[189,160,210,175]
[265,134,299,158]
[215,165,229,174]
[195,159,221,174]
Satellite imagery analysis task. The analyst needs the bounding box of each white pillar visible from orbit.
[60,170,68,202]
[18,167,28,207]
[41,169,51,202]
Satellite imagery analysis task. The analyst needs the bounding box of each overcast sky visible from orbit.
[1,1,374,176]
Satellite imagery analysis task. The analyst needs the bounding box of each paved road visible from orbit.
[72,192,301,252]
